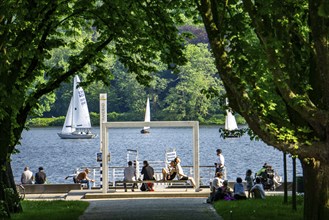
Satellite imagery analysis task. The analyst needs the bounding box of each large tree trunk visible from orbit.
[0,160,23,217]
[0,114,23,217]
[302,158,329,219]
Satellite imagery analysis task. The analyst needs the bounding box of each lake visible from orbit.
[11,126,302,184]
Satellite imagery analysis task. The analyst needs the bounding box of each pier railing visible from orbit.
[76,164,215,188]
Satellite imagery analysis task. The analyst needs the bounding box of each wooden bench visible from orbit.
[23,183,81,194]
[114,180,191,191]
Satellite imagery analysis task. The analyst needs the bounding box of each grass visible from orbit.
[11,200,89,220]
[213,196,303,220]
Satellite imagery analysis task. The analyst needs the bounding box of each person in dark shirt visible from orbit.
[141,160,155,191]
[35,167,47,184]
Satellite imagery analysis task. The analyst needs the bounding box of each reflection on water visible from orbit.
[12,126,302,184]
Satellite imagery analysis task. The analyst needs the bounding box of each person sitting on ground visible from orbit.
[76,168,95,190]
[21,166,34,184]
[251,177,266,199]
[141,160,155,191]
[174,157,202,192]
[162,160,177,181]
[35,167,47,184]
[207,172,224,203]
[124,161,137,192]
[233,177,247,200]
[245,169,254,198]
[214,180,234,201]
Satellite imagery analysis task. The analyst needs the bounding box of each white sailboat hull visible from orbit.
[57,132,96,139]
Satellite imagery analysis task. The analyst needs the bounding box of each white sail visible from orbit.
[225,109,238,130]
[225,98,238,131]
[58,75,96,139]
[72,76,92,129]
[143,97,150,130]
[61,97,75,134]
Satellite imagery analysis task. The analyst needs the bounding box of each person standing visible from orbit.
[245,169,254,198]
[76,168,95,190]
[35,167,47,184]
[141,160,155,191]
[123,161,137,192]
[21,166,34,184]
[215,149,226,179]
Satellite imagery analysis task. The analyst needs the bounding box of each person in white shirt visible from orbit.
[215,149,226,179]
[251,177,266,199]
[175,157,202,192]
[123,161,137,192]
[207,172,224,203]
[21,166,33,184]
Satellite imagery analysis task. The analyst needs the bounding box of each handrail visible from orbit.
[73,165,215,187]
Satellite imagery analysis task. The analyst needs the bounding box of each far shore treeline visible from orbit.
[27,112,246,127]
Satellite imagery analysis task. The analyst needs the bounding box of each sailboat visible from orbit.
[223,98,239,138]
[140,97,150,134]
[58,75,97,139]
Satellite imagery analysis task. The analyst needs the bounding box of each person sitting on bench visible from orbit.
[76,168,95,190]
[162,160,177,181]
[174,157,202,192]
[124,161,137,192]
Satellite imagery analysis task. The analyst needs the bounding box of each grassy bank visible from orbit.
[11,200,89,220]
[213,196,303,220]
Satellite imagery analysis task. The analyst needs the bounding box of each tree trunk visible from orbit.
[302,158,329,219]
[0,159,22,217]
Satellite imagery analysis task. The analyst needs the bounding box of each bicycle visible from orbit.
[16,184,25,200]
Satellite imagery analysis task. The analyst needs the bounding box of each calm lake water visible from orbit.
[12,126,302,184]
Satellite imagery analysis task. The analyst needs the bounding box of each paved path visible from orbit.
[79,198,222,220]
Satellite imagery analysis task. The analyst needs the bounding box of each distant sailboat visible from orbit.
[58,75,97,139]
[225,109,238,131]
[223,98,239,138]
[140,97,150,134]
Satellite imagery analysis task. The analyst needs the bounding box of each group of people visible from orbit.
[21,166,47,184]
[207,149,266,203]
[123,156,202,192]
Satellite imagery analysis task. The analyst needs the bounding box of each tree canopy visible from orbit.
[196,0,329,218]
[0,0,193,216]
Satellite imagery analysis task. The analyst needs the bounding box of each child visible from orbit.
[245,169,254,198]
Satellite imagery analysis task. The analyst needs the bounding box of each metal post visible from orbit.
[102,123,109,193]
[99,93,107,152]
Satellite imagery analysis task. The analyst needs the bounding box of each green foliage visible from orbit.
[0,200,9,218]
[3,188,21,214]
[11,200,89,220]
[27,117,64,127]
[213,196,303,220]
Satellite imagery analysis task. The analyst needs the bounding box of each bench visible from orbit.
[23,183,81,194]
[114,180,191,191]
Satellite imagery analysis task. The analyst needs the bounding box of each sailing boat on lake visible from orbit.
[58,75,96,139]
[140,97,150,134]
[223,98,239,138]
